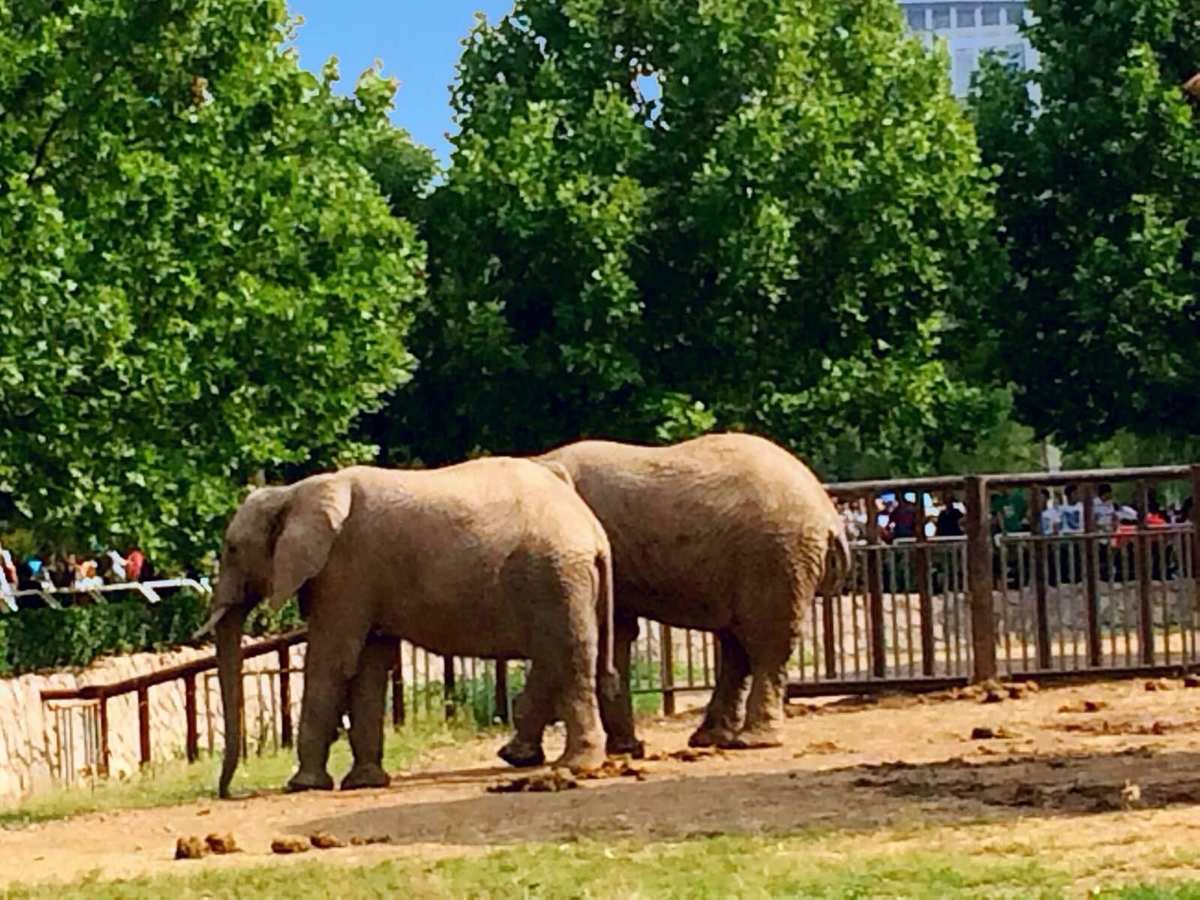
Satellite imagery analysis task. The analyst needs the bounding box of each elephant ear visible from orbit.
[536,459,575,490]
[268,476,352,610]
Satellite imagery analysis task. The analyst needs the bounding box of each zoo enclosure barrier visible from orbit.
[36,463,1200,787]
[796,464,1200,697]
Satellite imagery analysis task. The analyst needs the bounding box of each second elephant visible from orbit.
[536,433,850,752]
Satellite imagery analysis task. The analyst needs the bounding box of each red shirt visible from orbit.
[126,549,145,581]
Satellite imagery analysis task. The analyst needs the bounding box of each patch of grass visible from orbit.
[2,833,1071,899]
[1102,884,1200,899]
[0,719,483,829]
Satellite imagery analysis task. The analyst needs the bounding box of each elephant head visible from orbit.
[194,475,351,797]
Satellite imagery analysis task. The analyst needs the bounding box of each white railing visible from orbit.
[1,578,211,613]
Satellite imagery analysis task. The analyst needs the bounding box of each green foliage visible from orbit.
[372,0,1002,478]
[971,0,1200,448]
[0,593,299,675]
[0,0,431,566]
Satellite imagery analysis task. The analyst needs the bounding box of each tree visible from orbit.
[972,0,1200,447]
[377,0,1002,478]
[0,0,433,566]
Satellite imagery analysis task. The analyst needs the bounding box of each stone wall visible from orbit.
[0,640,488,808]
[0,641,306,807]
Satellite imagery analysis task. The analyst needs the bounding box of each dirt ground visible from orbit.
[9,678,1200,891]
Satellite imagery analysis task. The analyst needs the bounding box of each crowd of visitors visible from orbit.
[0,542,151,603]
[836,491,967,544]
[837,483,1194,547]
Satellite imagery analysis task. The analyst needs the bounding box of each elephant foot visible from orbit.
[606,737,646,760]
[720,726,784,750]
[688,726,738,749]
[340,763,391,791]
[497,738,546,769]
[285,770,335,793]
[554,744,607,774]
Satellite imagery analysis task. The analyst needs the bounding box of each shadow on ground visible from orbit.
[296,745,1200,847]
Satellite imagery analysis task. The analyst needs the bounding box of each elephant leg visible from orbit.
[689,631,750,748]
[727,636,791,749]
[497,663,550,768]
[600,616,644,758]
[288,621,366,793]
[341,635,396,791]
[553,634,608,774]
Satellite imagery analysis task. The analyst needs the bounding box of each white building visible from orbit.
[899,1,1039,98]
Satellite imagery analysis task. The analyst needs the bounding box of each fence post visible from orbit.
[184,673,198,764]
[1192,466,1200,613]
[277,647,293,748]
[443,655,456,720]
[494,659,509,724]
[1082,484,1102,668]
[966,476,997,683]
[864,492,886,678]
[660,624,676,716]
[915,514,935,677]
[821,589,838,680]
[1029,486,1052,669]
[1136,480,1155,664]
[136,685,151,768]
[98,692,110,778]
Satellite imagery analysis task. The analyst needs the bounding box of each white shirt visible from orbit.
[1059,502,1083,534]
[0,550,12,596]
[1094,500,1116,530]
[107,550,127,582]
[1040,506,1061,535]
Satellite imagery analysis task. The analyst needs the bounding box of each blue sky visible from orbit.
[288,1,515,162]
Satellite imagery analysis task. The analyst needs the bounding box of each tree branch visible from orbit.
[27,58,123,186]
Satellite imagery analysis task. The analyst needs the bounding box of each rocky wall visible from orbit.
[0,641,306,807]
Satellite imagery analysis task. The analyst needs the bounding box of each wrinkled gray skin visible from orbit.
[535,433,851,753]
[197,459,617,798]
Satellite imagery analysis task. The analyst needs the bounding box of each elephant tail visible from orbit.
[596,547,620,701]
[823,523,853,596]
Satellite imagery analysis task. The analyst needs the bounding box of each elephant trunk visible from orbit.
[215,604,249,798]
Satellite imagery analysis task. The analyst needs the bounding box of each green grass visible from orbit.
[1103,887,1200,900]
[0,719,484,829]
[1,834,1070,899]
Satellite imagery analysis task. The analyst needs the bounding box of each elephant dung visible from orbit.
[487,770,580,793]
[349,835,392,846]
[309,832,346,850]
[204,833,239,855]
[576,759,647,781]
[645,747,724,763]
[970,726,1018,740]
[271,836,311,855]
[174,836,208,860]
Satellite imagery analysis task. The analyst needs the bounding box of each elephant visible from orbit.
[194,458,617,798]
[534,433,851,753]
